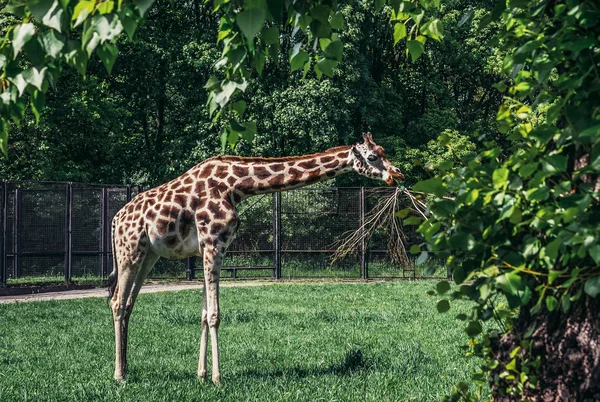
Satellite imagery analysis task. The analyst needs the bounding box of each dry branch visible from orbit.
[330,188,429,266]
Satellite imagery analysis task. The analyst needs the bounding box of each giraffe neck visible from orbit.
[219,146,354,200]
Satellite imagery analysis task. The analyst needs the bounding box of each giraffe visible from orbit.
[108,132,404,383]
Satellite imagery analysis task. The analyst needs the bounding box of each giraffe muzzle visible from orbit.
[387,171,405,185]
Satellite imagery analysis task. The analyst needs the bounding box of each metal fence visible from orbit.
[0,181,441,286]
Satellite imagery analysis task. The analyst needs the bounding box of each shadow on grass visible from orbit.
[238,347,378,380]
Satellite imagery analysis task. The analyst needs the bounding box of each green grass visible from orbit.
[0,282,485,401]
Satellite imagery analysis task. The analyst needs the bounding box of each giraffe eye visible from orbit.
[367,155,378,162]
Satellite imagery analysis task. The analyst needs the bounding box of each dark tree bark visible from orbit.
[492,295,600,401]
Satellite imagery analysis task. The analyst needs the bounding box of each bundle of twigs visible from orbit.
[331,188,429,266]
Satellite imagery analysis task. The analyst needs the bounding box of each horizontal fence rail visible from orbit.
[0,181,446,286]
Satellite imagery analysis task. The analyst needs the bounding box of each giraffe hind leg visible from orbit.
[110,248,155,382]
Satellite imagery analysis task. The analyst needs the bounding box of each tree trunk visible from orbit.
[492,295,600,401]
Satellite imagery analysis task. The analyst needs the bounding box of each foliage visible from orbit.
[0,282,486,401]
[408,0,600,399]
[0,0,501,188]
[0,0,451,156]
[0,0,150,154]
[207,0,447,148]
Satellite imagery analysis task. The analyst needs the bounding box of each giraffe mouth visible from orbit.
[387,171,404,186]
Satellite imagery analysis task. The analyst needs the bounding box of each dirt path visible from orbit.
[0,279,368,304]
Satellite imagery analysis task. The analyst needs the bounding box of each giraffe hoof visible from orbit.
[114,375,126,384]
[198,370,207,381]
[212,374,221,385]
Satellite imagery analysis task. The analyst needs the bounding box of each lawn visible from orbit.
[0,281,486,401]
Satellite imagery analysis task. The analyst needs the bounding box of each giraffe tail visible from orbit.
[107,216,118,301]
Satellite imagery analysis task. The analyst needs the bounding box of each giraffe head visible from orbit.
[351,133,404,186]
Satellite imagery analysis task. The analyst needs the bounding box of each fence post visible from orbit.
[360,187,368,280]
[186,257,196,280]
[126,184,132,202]
[65,182,73,282]
[0,181,7,286]
[14,187,19,279]
[101,187,109,280]
[273,192,282,279]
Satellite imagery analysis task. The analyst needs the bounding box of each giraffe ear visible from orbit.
[351,145,361,156]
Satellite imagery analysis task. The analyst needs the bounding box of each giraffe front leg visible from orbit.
[198,280,208,381]
[203,243,223,384]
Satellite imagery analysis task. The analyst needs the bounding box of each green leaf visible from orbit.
[41,29,65,59]
[545,238,562,260]
[72,0,95,27]
[421,19,444,41]
[324,41,343,61]
[134,0,154,17]
[330,12,344,29]
[541,155,567,174]
[519,162,538,178]
[302,57,311,78]
[226,47,247,73]
[436,281,451,295]
[254,51,266,74]
[96,42,118,74]
[30,89,45,124]
[492,167,509,188]
[465,189,479,205]
[526,186,550,202]
[262,26,279,45]
[220,129,228,152]
[204,76,221,91]
[395,208,411,219]
[403,216,422,226]
[30,0,65,32]
[431,199,457,217]
[240,121,257,142]
[3,0,27,17]
[310,4,331,22]
[545,296,558,311]
[11,23,36,58]
[584,277,600,298]
[119,7,139,39]
[232,100,247,117]
[236,8,266,43]
[22,67,46,91]
[589,244,600,265]
[97,0,114,14]
[409,245,420,254]
[213,80,237,108]
[227,128,240,149]
[496,271,523,297]
[436,299,450,313]
[316,58,337,78]
[290,49,309,72]
[8,74,27,96]
[416,251,428,266]
[579,124,600,138]
[406,40,424,62]
[0,120,8,157]
[413,177,446,197]
[393,23,406,45]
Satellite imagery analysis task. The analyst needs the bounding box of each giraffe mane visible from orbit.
[203,146,352,164]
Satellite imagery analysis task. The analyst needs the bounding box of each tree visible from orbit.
[411,1,600,399]
[1,0,500,189]
[0,0,449,157]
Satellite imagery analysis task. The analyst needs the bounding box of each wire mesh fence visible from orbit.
[0,181,447,286]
